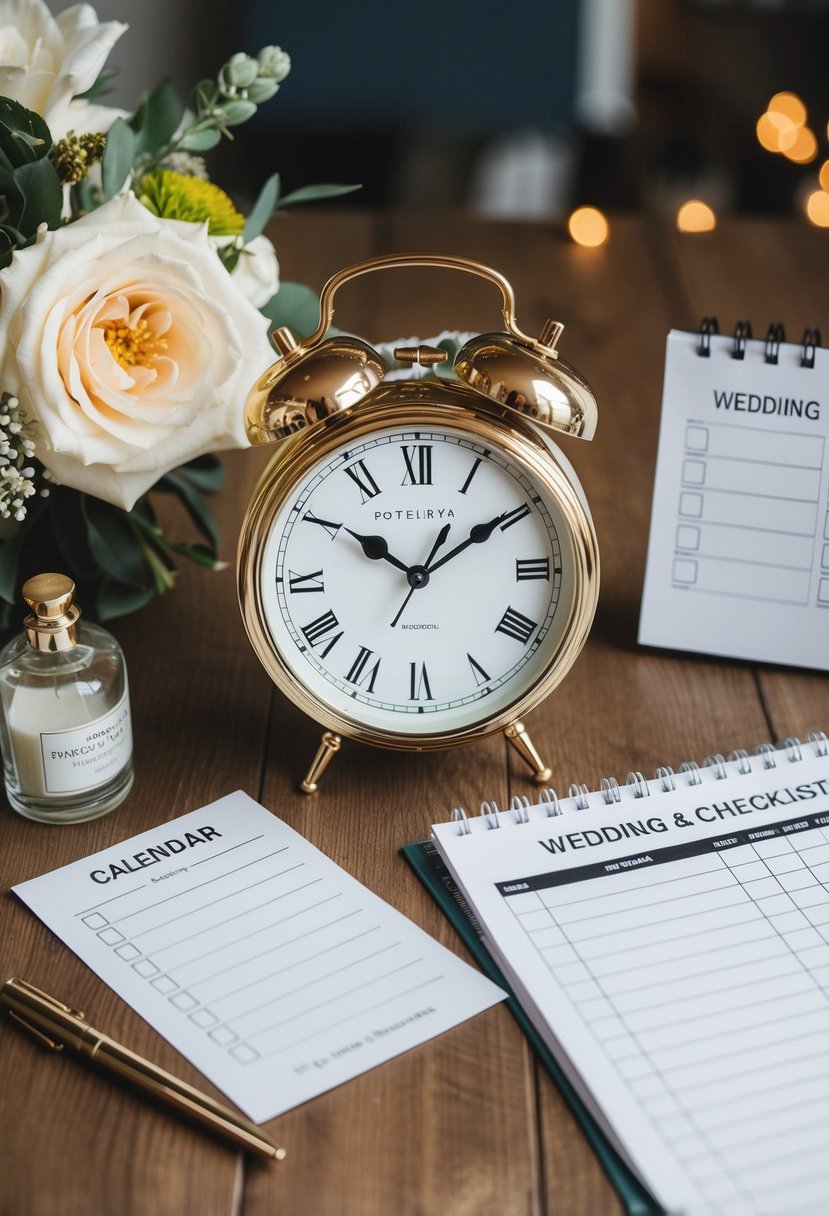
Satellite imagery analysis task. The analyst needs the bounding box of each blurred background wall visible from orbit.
[94,0,829,223]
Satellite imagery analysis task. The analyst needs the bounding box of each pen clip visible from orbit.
[8,1009,65,1051]
[3,977,86,1020]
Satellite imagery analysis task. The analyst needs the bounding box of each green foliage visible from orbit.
[0,98,62,267]
[260,281,323,340]
[101,116,136,198]
[129,80,183,161]
[0,455,227,623]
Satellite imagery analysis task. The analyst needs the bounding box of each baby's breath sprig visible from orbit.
[0,392,48,521]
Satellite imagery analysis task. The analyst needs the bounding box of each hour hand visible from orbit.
[345,529,409,573]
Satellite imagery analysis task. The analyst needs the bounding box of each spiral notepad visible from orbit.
[429,733,829,1216]
[639,321,828,670]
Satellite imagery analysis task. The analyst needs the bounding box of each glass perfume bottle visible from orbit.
[0,573,133,823]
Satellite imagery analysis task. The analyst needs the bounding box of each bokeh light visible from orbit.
[819,161,829,192]
[567,207,609,247]
[768,91,807,126]
[783,126,818,164]
[805,190,829,227]
[676,200,717,233]
[756,111,797,154]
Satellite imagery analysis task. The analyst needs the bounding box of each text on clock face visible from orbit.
[260,427,573,732]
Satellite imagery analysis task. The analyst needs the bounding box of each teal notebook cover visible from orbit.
[401,838,663,1216]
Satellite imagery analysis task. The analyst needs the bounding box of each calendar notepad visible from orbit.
[638,327,829,669]
[430,736,829,1216]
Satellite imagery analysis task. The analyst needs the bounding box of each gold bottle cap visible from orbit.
[23,573,81,652]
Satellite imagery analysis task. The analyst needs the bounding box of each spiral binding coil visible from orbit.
[695,317,821,366]
[731,319,752,360]
[447,732,829,834]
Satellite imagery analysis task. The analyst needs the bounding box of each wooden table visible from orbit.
[2,212,828,1215]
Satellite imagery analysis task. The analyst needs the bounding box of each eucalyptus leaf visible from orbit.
[220,99,257,126]
[260,281,321,341]
[102,117,136,198]
[155,472,219,551]
[277,182,361,207]
[178,127,221,152]
[130,80,183,158]
[82,497,144,587]
[242,172,280,244]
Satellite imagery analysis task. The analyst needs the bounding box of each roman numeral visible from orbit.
[300,610,343,657]
[515,558,550,581]
[499,503,531,531]
[409,661,434,701]
[495,605,537,645]
[344,459,381,502]
[459,456,483,495]
[302,511,341,539]
[288,569,324,594]
[401,444,433,486]
[345,646,381,692]
[467,653,491,686]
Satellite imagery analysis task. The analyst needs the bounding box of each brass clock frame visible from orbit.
[238,380,599,792]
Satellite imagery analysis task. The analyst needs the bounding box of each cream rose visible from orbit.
[0,0,127,138]
[0,192,275,510]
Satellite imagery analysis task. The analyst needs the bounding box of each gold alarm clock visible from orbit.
[238,254,599,793]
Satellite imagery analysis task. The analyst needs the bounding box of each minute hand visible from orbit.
[426,512,508,574]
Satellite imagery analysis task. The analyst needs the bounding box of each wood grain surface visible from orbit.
[1,213,827,1216]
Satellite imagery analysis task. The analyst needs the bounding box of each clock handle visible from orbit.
[305,253,564,359]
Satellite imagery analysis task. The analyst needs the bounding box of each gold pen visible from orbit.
[0,977,285,1161]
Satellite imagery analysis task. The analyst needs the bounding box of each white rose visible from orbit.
[0,192,275,510]
[213,233,280,308]
[0,0,127,137]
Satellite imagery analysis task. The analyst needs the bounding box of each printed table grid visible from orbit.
[502,819,829,1216]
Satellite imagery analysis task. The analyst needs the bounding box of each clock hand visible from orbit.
[345,529,410,573]
[389,522,451,629]
[425,511,509,575]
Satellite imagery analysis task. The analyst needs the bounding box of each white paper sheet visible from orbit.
[639,329,829,669]
[433,742,829,1216]
[13,792,504,1122]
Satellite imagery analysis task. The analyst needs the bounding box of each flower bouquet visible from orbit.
[0,1,355,627]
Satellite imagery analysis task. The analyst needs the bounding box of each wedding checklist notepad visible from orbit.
[430,736,829,1216]
[639,327,829,669]
[12,792,504,1123]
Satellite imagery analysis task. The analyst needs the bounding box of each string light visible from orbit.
[676,200,716,233]
[567,207,609,247]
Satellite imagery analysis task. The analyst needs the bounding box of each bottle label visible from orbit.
[39,690,132,794]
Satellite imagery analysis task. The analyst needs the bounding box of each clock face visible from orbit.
[250,416,589,740]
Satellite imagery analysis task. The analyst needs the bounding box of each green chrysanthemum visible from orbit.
[137,168,244,235]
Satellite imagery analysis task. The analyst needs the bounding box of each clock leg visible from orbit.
[504,720,553,786]
[300,731,343,794]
